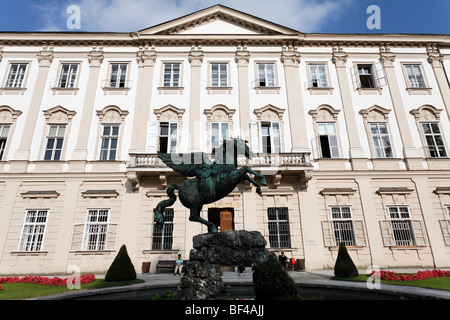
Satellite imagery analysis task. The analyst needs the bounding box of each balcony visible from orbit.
[126,152,313,191]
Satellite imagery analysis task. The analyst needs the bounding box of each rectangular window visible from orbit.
[211,122,229,151]
[369,123,393,158]
[100,125,119,160]
[331,207,355,246]
[159,122,177,154]
[388,206,415,246]
[257,63,275,87]
[109,63,128,88]
[58,63,78,88]
[357,64,377,88]
[309,64,329,88]
[0,124,10,160]
[211,63,228,87]
[267,207,291,248]
[317,123,339,158]
[152,208,174,250]
[421,123,447,158]
[404,64,426,88]
[6,63,27,88]
[44,124,66,161]
[19,210,48,252]
[163,63,181,87]
[261,122,281,154]
[82,209,109,251]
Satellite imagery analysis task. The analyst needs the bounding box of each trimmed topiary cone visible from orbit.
[334,242,359,278]
[105,244,137,281]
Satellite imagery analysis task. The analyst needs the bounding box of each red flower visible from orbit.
[371,269,450,281]
[0,274,96,286]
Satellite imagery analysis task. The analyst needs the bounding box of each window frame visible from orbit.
[369,122,393,158]
[420,122,447,158]
[267,207,291,249]
[99,124,120,161]
[18,210,49,252]
[57,63,79,88]
[82,209,110,251]
[210,122,230,153]
[4,62,29,88]
[43,124,66,161]
[402,63,427,88]
[152,208,174,251]
[260,121,282,154]
[307,63,330,88]
[210,62,228,87]
[387,206,416,246]
[0,124,11,160]
[330,206,356,246]
[163,62,181,87]
[316,122,340,158]
[158,122,178,154]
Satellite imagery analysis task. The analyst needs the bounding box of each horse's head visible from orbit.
[213,138,253,164]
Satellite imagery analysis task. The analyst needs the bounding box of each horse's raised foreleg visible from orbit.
[243,166,267,186]
[189,207,218,233]
[231,167,265,195]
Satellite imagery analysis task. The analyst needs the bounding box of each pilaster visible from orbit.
[427,43,450,122]
[188,46,204,152]
[235,47,251,141]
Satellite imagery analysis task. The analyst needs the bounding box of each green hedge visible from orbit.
[105,245,137,282]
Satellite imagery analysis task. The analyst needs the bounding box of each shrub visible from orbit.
[334,242,359,278]
[252,259,299,300]
[105,245,136,282]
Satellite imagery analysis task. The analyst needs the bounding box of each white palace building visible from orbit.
[0,5,450,275]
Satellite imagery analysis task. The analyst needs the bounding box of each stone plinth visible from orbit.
[177,230,275,300]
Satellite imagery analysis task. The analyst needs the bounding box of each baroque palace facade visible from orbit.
[0,5,450,275]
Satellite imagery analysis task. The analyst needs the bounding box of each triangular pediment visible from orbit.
[138,5,301,36]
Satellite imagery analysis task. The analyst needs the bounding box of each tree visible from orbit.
[105,244,137,281]
[334,242,359,278]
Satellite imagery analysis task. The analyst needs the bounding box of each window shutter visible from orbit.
[106,223,119,251]
[439,220,450,245]
[321,220,335,247]
[71,223,84,251]
[271,121,282,154]
[349,66,360,90]
[250,121,260,154]
[353,220,367,247]
[146,121,157,153]
[374,62,387,87]
[412,220,428,246]
[380,220,395,247]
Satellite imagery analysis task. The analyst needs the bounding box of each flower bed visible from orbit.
[0,274,95,287]
[370,269,450,281]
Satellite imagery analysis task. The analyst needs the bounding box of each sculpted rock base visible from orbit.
[177,230,275,300]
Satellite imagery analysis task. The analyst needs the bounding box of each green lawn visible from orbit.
[0,279,145,300]
[332,274,450,291]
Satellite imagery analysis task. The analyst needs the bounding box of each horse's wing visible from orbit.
[158,152,212,177]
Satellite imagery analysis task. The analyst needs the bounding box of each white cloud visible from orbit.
[36,0,354,33]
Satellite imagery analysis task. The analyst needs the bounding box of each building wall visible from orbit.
[0,15,449,275]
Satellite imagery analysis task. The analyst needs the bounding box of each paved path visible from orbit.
[30,268,450,300]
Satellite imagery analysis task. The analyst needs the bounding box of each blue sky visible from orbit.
[0,0,448,34]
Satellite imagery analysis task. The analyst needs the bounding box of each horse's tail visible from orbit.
[154,183,179,228]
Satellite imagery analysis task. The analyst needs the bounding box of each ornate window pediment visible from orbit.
[359,105,391,122]
[254,104,285,121]
[308,104,340,122]
[410,104,442,121]
[0,105,22,123]
[204,104,235,122]
[96,105,129,122]
[154,104,185,122]
[43,105,76,123]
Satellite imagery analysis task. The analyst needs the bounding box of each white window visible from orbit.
[421,122,447,158]
[19,210,48,252]
[357,64,377,88]
[6,63,27,88]
[211,122,229,152]
[404,64,426,88]
[267,207,291,248]
[331,207,355,246]
[100,125,119,160]
[388,206,415,246]
[257,63,275,87]
[152,208,174,250]
[58,63,78,88]
[159,122,177,154]
[309,64,329,88]
[369,123,393,158]
[82,209,109,251]
[211,63,228,87]
[109,63,128,88]
[317,122,340,158]
[163,63,180,87]
[261,122,281,154]
[0,124,10,160]
[44,125,66,160]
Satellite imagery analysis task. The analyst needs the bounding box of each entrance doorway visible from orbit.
[208,208,234,232]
